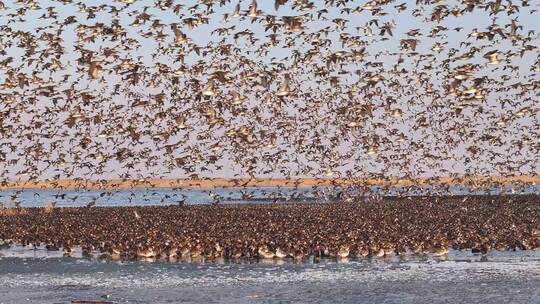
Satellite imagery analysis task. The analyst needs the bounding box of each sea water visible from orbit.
[0,250,539,303]
[1,185,539,207]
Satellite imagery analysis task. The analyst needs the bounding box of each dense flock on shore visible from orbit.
[1,195,539,262]
[0,0,539,267]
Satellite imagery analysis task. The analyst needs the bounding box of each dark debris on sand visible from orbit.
[0,195,539,261]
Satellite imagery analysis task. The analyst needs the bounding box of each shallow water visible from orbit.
[0,250,539,304]
[0,187,317,207]
[1,185,539,208]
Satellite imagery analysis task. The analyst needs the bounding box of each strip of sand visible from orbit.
[1,175,539,190]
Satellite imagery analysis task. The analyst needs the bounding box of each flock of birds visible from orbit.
[0,0,538,189]
[1,195,539,261]
[0,0,539,261]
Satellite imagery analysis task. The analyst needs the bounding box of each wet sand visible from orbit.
[1,195,539,261]
[1,175,539,190]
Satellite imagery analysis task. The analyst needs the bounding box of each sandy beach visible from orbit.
[1,175,539,190]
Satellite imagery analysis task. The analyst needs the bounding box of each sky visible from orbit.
[0,0,539,182]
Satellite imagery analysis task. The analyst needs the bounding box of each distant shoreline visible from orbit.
[1,175,538,190]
